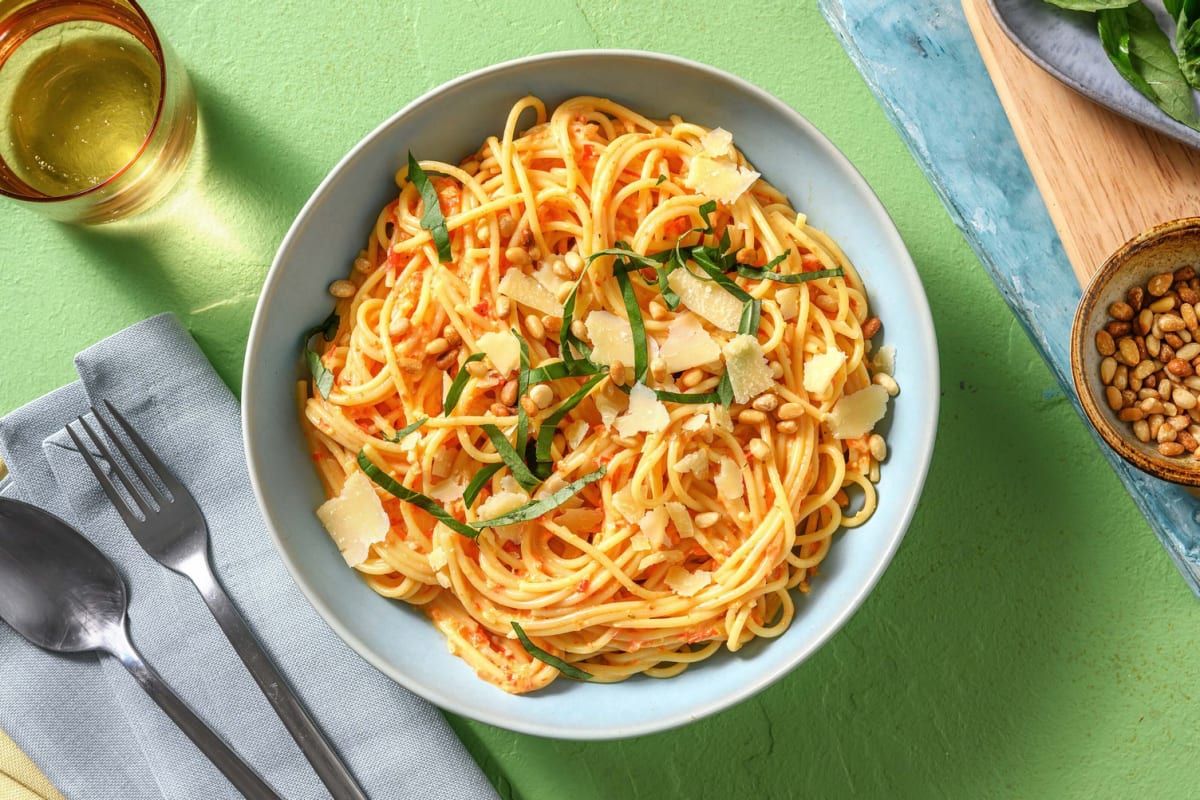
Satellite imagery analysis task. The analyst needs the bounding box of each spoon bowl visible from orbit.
[0,497,282,800]
[0,499,126,653]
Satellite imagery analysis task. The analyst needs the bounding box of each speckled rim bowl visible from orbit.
[1071,218,1200,487]
[243,49,939,739]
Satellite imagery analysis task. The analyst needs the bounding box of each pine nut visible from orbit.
[1149,296,1177,313]
[1105,385,1123,411]
[520,397,539,416]
[1159,441,1186,456]
[610,361,627,386]
[434,349,458,370]
[752,394,779,412]
[1128,285,1145,310]
[505,246,530,266]
[737,409,768,425]
[1095,331,1116,356]
[524,313,545,341]
[648,300,668,321]
[489,402,512,417]
[1136,309,1154,336]
[552,258,574,280]
[1133,419,1151,442]
[650,356,670,383]
[868,433,887,461]
[397,357,422,373]
[749,438,771,460]
[1109,301,1134,320]
[530,384,555,409]
[1173,386,1198,410]
[777,420,799,434]
[873,373,900,396]
[495,296,511,317]
[770,361,785,379]
[571,320,587,340]
[694,511,721,529]
[498,214,516,237]
[1100,356,1118,384]
[1118,408,1144,422]
[1118,337,1140,366]
[1177,343,1200,361]
[564,251,584,274]
[425,337,450,355]
[680,368,705,389]
[390,317,412,337]
[777,402,804,420]
[328,279,356,298]
[466,360,489,378]
[541,315,561,333]
[1132,359,1158,381]
[500,380,518,406]
[442,325,462,346]
[1149,272,1174,296]
[1112,364,1129,390]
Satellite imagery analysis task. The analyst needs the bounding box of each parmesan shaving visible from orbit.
[659,313,722,373]
[685,154,759,204]
[638,506,671,549]
[477,330,520,375]
[803,350,846,395]
[827,384,889,438]
[584,310,636,367]
[316,471,390,567]
[667,267,743,332]
[666,566,712,598]
[722,334,775,404]
[716,456,745,500]
[615,383,669,437]
[498,270,562,317]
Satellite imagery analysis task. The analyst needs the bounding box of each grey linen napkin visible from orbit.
[0,313,500,800]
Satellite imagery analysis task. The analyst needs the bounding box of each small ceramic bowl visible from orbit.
[1071,217,1200,486]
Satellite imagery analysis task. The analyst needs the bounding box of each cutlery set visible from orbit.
[0,401,366,800]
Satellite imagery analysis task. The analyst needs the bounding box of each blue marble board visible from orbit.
[820,0,1200,597]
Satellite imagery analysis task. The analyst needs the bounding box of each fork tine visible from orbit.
[90,404,167,506]
[66,422,147,530]
[100,401,185,497]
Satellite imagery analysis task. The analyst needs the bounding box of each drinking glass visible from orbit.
[0,0,197,223]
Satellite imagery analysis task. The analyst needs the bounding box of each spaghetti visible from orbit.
[300,96,896,693]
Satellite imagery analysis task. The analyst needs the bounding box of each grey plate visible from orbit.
[988,0,1200,150]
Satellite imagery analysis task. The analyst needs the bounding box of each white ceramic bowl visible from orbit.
[243,50,939,739]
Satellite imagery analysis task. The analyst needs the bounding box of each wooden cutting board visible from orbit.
[962,0,1200,288]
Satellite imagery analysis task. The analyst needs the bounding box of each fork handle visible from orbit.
[105,623,283,800]
[185,556,369,800]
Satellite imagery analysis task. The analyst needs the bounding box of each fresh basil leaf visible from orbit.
[1043,0,1137,9]
[514,330,531,454]
[386,416,428,443]
[739,298,762,336]
[716,373,734,407]
[1177,0,1200,89]
[511,621,593,680]
[1098,3,1200,130]
[357,450,478,538]
[1167,0,1185,17]
[482,424,541,492]
[463,463,503,508]
[408,152,453,264]
[615,268,649,383]
[302,311,339,400]
[697,200,718,234]
[526,359,604,384]
[443,353,485,415]
[470,467,606,529]
[736,264,845,284]
[533,373,606,478]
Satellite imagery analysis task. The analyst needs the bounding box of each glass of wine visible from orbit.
[0,0,197,224]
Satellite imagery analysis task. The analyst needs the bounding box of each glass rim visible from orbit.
[0,0,170,204]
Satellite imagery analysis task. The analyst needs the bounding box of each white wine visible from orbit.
[4,20,161,197]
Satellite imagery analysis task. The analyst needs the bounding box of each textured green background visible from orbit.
[3,2,1197,798]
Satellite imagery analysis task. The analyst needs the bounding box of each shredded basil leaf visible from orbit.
[739,298,762,336]
[470,467,607,529]
[737,264,844,284]
[526,359,604,384]
[302,311,339,399]
[559,269,594,367]
[481,424,541,492]
[697,200,718,233]
[463,463,503,508]
[511,621,594,680]
[615,268,649,383]
[514,330,531,456]
[443,353,485,415]
[408,152,453,263]
[386,416,428,443]
[533,373,606,478]
[357,450,478,538]
[655,174,667,185]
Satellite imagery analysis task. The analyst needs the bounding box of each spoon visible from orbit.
[0,498,282,800]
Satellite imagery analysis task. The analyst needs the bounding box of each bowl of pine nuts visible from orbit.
[1071,217,1200,486]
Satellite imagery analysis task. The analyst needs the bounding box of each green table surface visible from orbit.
[3,2,1197,798]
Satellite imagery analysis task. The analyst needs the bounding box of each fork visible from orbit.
[68,401,369,800]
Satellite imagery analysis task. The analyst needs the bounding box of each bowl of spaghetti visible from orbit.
[243,50,938,739]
